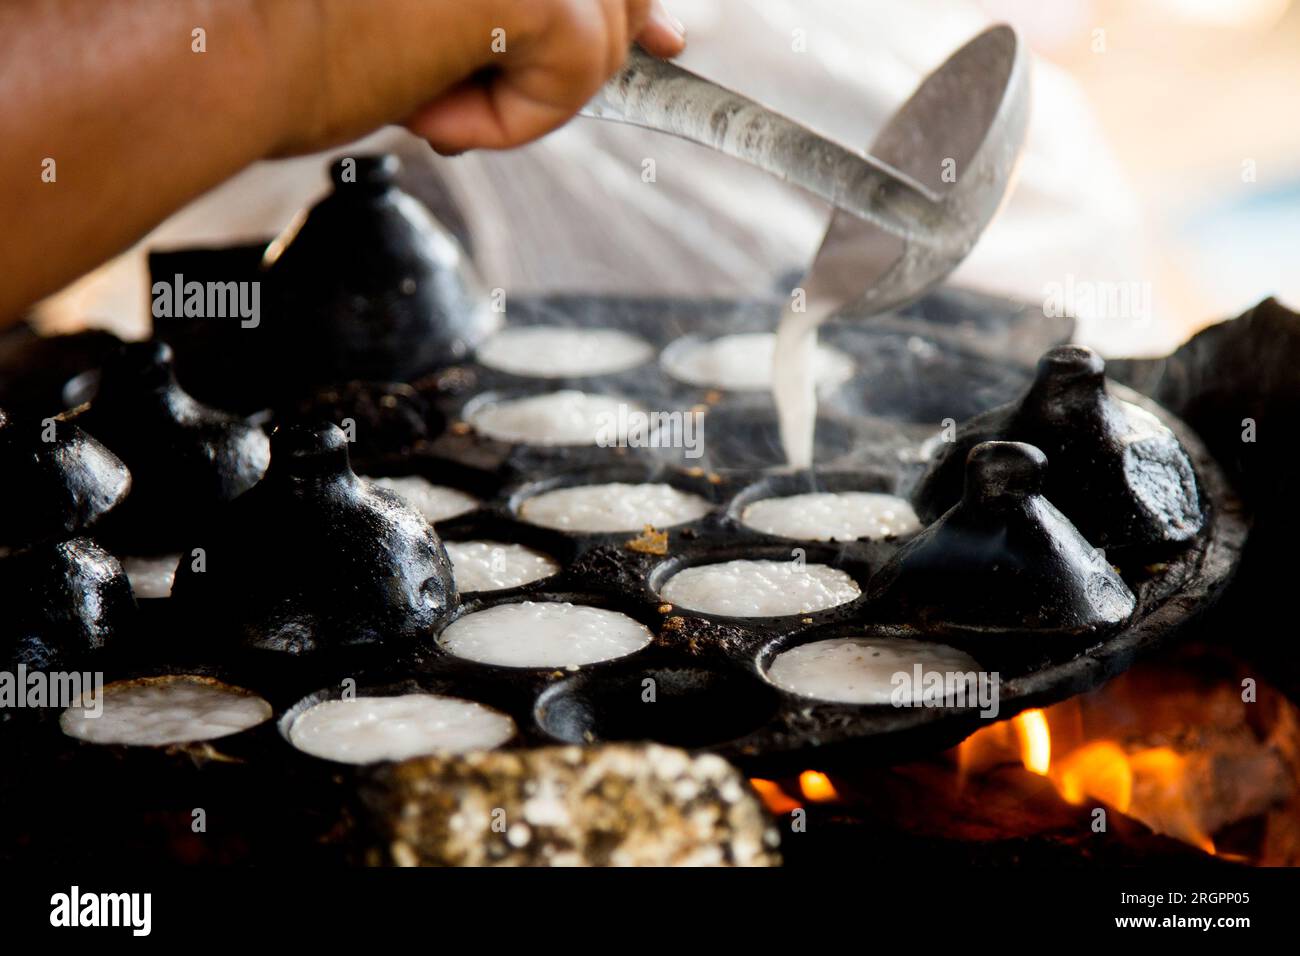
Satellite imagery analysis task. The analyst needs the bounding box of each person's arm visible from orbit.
[0,0,684,324]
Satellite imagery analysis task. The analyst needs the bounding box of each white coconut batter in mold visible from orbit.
[286,693,516,764]
[444,540,559,592]
[767,636,982,705]
[741,492,921,542]
[659,559,860,617]
[438,601,653,668]
[366,474,480,523]
[60,676,272,746]
[664,332,854,393]
[477,326,654,377]
[520,482,712,533]
[468,390,642,447]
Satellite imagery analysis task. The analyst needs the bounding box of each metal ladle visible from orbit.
[582,25,1030,466]
[580,23,1031,317]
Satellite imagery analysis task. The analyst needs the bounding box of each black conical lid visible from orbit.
[263,153,496,385]
[74,341,270,548]
[872,441,1136,635]
[0,537,136,670]
[913,345,1203,549]
[0,408,131,548]
[170,423,456,655]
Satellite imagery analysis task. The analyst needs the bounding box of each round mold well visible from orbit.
[14,667,316,865]
[535,664,781,749]
[438,523,575,597]
[753,623,992,709]
[647,541,872,626]
[277,676,526,766]
[725,468,920,543]
[719,619,1111,774]
[52,670,282,763]
[474,323,658,379]
[506,462,726,536]
[459,387,648,449]
[431,590,662,674]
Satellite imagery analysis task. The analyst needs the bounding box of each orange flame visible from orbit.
[1014,710,1051,776]
[958,704,1219,855]
[799,770,839,802]
[1053,740,1133,810]
[749,778,800,815]
[1124,748,1216,855]
[749,771,840,815]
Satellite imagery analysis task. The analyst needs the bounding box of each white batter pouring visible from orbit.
[772,310,823,471]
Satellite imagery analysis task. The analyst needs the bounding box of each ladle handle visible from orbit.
[580,47,944,245]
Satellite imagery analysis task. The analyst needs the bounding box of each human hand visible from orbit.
[280,0,686,156]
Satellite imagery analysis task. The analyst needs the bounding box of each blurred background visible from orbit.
[36,0,1300,357]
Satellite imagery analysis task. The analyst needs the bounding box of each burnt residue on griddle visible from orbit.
[285,380,438,462]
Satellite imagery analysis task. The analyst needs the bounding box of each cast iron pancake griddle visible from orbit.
[8,288,1247,782]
